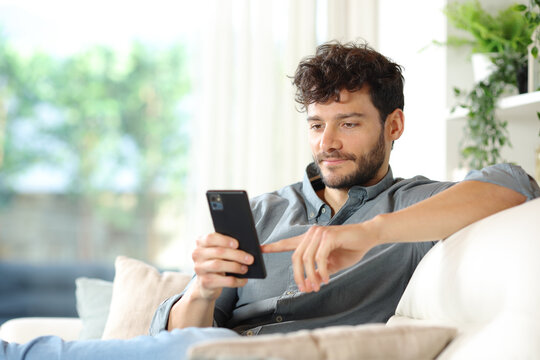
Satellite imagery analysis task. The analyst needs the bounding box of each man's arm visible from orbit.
[375,180,525,244]
[262,181,526,293]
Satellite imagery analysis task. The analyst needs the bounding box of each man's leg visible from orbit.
[1,327,239,360]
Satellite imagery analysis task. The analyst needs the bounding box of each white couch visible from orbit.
[0,317,82,343]
[2,197,539,359]
[389,196,540,359]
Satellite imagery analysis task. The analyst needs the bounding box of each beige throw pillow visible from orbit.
[188,324,457,360]
[101,255,191,339]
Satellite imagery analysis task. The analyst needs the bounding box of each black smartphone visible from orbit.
[206,190,267,279]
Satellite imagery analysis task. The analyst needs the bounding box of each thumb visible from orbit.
[261,235,302,253]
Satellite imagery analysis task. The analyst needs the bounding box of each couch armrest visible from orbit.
[0,317,82,343]
[394,197,540,359]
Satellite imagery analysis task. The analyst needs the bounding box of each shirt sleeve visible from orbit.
[463,163,540,201]
[148,293,184,335]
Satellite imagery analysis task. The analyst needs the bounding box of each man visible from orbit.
[2,41,539,360]
[151,41,538,336]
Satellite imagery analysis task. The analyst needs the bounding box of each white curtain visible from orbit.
[184,0,317,243]
[166,0,379,270]
[324,0,378,46]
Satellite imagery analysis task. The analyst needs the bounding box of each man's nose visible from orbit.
[320,127,342,153]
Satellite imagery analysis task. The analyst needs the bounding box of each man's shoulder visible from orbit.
[382,175,455,209]
[250,180,305,207]
[248,180,308,222]
[389,174,447,192]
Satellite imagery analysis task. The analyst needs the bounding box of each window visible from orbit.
[0,1,202,268]
[3,1,424,271]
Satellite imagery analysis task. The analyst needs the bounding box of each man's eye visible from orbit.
[310,123,323,130]
[343,122,357,128]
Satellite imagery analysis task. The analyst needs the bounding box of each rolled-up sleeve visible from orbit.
[463,164,540,200]
[148,293,184,336]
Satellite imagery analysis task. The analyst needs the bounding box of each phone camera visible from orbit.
[209,194,224,211]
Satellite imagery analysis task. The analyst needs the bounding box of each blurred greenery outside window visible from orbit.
[0,30,191,266]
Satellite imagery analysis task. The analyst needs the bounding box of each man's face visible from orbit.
[307,87,390,189]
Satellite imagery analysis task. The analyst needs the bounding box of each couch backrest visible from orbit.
[0,261,114,325]
[389,197,540,359]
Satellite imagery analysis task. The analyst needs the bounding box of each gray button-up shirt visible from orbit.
[150,163,539,336]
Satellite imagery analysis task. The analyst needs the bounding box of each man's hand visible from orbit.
[262,222,380,293]
[192,232,254,300]
[167,232,254,330]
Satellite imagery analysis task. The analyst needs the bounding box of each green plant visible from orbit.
[0,31,191,260]
[0,30,57,204]
[453,51,521,169]
[514,0,540,58]
[0,38,190,201]
[444,1,538,169]
[444,0,535,55]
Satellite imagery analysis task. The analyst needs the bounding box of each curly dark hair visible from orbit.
[292,41,404,123]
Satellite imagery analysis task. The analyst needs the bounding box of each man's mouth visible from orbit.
[317,153,356,167]
[320,158,348,165]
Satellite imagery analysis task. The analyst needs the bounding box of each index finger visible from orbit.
[261,235,302,253]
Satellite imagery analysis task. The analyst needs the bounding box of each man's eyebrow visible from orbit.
[335,112,364,119]
[306,113,364,122]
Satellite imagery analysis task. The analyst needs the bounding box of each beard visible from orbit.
[314,129,386,189]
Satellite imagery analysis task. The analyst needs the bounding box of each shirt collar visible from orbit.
[302,162,395,214]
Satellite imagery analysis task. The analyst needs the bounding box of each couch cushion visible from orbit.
[0,317,82,343]
[75,277,113,339]
[392,198,540,358]
[101,256,191,339]
[188,323,457,360]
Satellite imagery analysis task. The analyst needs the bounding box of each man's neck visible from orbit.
[315,166,391,215]
[317,187,349,216]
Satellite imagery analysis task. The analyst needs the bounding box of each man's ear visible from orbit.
[385,109,404,141]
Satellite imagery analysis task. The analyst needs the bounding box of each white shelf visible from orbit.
[445,90,540,180]
[447,91,540,121]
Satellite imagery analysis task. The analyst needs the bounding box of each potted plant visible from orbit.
[445,0,535,90]
[444,0,538,169]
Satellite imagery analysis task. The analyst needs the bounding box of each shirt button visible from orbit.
[245,330,254,336]
[275,315,283,322]
[321,207,326,214]
[309,212,315,218]
[285,291,294,295]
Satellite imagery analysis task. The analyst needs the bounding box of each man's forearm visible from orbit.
[167,285,216,330]
[371,180,526,245]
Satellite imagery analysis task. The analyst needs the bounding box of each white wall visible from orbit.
[318,0,449,181]
[377,0,449,180]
